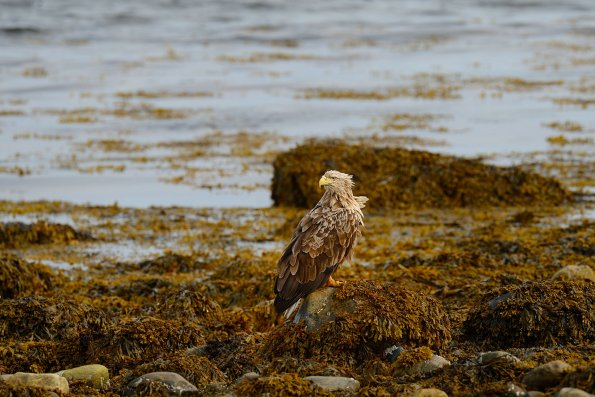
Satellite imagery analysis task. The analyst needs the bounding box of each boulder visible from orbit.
[56,364,109,389]
[304,375,360,392]
[522,361,573,391]
[411,388,449,397]
[551,265,595,282]
[0,373,69,394]
[123,372,198,396]
[556,388,594,397]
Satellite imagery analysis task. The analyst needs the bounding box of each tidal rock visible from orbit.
[551,265,595,282]
[304,376,360,392]
[56,364,109,389]
[478,351,520,366]
[294,287,342,330]
[234,372,260,385]
[124,372,198,396]
[556,388,594,397]
[527,392,545,397]
[0,373,69,394]
[411,388,449,397]
[397,354,450,377]
[506,383,528,397]
[522,360,573,391]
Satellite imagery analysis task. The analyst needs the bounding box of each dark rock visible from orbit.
[304,376,360,392]
[385,345,405,363]
[124,372,198,396]
[522,360,573,391]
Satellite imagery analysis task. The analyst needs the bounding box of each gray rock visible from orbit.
[551,265,595,282]
[478,351,520,366]
[234,372,260,385]
[385,345,405,363]
[186,345,208,356]
[396,354,450,376]
[0,373,69,394]
[124,372,198,396]
[295,287,355,330]
[201,382,231,397]
[556,388,595,397]
[522,360,573,391]
[528,392,545,397]
[56,364,109,389]
[411,388,449,397]
[506,383,528,397]
[304,376,360,392]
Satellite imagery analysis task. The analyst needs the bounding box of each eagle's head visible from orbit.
[319,170,354,193]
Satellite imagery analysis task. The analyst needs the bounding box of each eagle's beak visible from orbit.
[319,175,331,188]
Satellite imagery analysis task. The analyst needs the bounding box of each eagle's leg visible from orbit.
[324,276,345,287]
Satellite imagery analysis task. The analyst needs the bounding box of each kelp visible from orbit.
[0,254,58,298]
[0,220,91,248]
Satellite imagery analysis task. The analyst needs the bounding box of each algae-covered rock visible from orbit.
[304,375,360,392]
[551,265,595,282]
[56,364,109,389]
[156,288,222,325]
[0,372,69,394]
[0,220,91,248]
[272,141,572,209]
[522,361,573,391]
[0,296,110,341]
[123,372,198,396]
[411,389,449,397]
[266,281,451,365]
[463,281,594,348]
[0,254,58,298]
[233,372,331,397]
[128,253,204,274]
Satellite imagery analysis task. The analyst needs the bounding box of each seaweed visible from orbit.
[463,280,595,348]
[271,141,572,209]
[233,373,333,397]
[0,221,91,248]
[0,254,58,298]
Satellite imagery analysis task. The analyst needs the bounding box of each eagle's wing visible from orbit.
[273,205,362,313]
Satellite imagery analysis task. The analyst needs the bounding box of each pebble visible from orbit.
[185,345,208,356]
[411,388,449,397]
[522,360,573,391]
[385,345,405,363]
[478,351,520,366]
[304,375,360,392]
[56,364,109,389]
[506,383,528,397]
[556,388,595,397]
[123,372,198,396]
[0,373,69,394]
[551,265,595,282]
[234,372,260,385]
[397,354,450,376]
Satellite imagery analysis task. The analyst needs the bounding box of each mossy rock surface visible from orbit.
[463,280,595,348]
[0,254,58,298]
[265,281,451,365]
[0,220,91,248]
[272,141,572,209]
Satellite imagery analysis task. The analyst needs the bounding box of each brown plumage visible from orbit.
[274,170,368,313]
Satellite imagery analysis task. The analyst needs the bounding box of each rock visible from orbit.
[522,360,573,391]
[551,265,595,282]
[556,388,594,397]
[478,351,520,366]
[506,383,528,397]
[395,353,451,377]
[463,281,595,348]
[0,373,69,394]
[527,392,545,397]
[186,345,208,356]
[294,287,341,330]
[411,388,449,397]
[304,376,360,392]
[234,372,260,385]
[56,364,109,389]
[385,345,405,363]
[124,372,198,396]
[201,382,231,396]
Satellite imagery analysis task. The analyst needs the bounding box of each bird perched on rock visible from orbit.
[274,170,368,314]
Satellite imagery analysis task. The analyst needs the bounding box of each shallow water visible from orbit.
[0,0,594,207]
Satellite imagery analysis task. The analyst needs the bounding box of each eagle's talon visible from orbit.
[325,276,344,288]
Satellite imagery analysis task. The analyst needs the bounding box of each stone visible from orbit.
[528,392,545,397]
[185,345,208,356]
[234,372,260,385]
[411,388,449,397]
[522,360,573,391]
[398,354,450,376]
[304,376,360,392]
[294,287,345,330]
[551,265,595,282]
[506,383,528,397]
[0,373,69,394]
[385,345,405,363]
[201,382,231,396]
[56,364,109,389]
[124,372,198,396]
[478,351,520,366]
[556,388,595,397]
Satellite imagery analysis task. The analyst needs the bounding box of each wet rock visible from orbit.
[522,360,573,391]
[528,392,545,397]
[304,375,360,392]
[551,265,595,282]
[270,281,450,363]
[234,372,259,385]
[394,349,450,377]
[506,383,528,397]
[556,388,594,397]
[0,372,69,394]
[463,281,594,348]
[124,372,198,396]
[0,254,58,299]
[201,382,231,397]
[411,388,449,397]
[0,220,91,248]
[385,345,405,363]
[186,345,208,356]
[478,351,520,366]
[56,364,109,389]
[271,141,571,209]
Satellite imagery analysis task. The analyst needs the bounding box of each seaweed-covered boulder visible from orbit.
[0,220,91,248]
[0,254,58,298]
[0,373,69,395]
[233,373,331,397]
[122,253,205,274]
[156,288,222,326]
[463,281,594,348]
[265,281,451,365]
[272,141,571,209]
[0,296,110,341]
